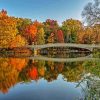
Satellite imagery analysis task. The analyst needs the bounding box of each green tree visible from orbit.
[36,28,45,44]
[62,19,83,43]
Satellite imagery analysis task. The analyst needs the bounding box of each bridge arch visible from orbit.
[26,43,100,51]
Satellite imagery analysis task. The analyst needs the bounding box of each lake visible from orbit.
[0,51,100,100]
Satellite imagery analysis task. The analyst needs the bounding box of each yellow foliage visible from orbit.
[0,10,17,48]
[9,58,28,71]
[38,67,45,76]
[9,35,27,48]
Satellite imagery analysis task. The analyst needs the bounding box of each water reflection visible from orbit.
[0,57,100,100]
[40,47,91,58]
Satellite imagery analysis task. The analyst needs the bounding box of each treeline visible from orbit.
[0,9,100,48]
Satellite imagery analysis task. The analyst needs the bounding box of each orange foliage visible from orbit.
[0,58,19,94]
[28,67,38,80]
[10,35,26,48]
[9,58,27,71]
[33,20,43,28]
[25,24,37,36]
[0,10,17,48]
[38,67,45,76]
[24,24,37,44]
[77,29,85,43]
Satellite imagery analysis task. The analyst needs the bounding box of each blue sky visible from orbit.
[0,0,92,24]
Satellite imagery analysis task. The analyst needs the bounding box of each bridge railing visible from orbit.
[25,43,100,50]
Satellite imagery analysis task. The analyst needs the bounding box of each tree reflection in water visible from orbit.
[0,57,99,100]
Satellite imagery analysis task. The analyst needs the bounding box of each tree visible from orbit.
[77,29,86,43]
[62,19,83,43]
[33,20,43,28]
[56,30,64,43]
[9,35,27,48]
[24,24,37,45]
[43,19,59,43]
[16,18,32,35]
[84,27,94,44]
[36,28,45,44]
[93,24,100,43]
[82,0,100,26]
[33,20,45,45]
[0,9,17,48]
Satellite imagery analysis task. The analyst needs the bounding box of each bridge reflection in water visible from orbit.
[29,55,100,62]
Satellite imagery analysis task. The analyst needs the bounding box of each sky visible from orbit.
[0,0,92,24]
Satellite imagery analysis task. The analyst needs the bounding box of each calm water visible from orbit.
[0,53,100,100]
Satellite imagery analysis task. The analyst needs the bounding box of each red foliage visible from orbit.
[28,67,38,80]
[57,30,64,43]
[9,58,27,71]
[24,24,37,45]
[33,20,43,28]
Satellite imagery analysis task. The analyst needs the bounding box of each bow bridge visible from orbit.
[26,43,100,51]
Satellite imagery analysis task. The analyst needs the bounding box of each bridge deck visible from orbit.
[26,43,100,51]
[26,43,100,49]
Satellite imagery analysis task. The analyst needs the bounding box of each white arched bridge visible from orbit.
[26,43,100,51]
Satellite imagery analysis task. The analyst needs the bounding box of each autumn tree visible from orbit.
[77,29,85,43]
[84,27,94,44]
[36,28,45,44]
[56,30,64,43]
[9,35,27,48]
[16,18,32,35]
[33,20,45,45]
[77,26,96,44]
[0,9,17,48]
[43,19,59,43]
[93,24,100,43]
[24,23,37,45]
[62,19,83,43]
[47,32,55,43]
